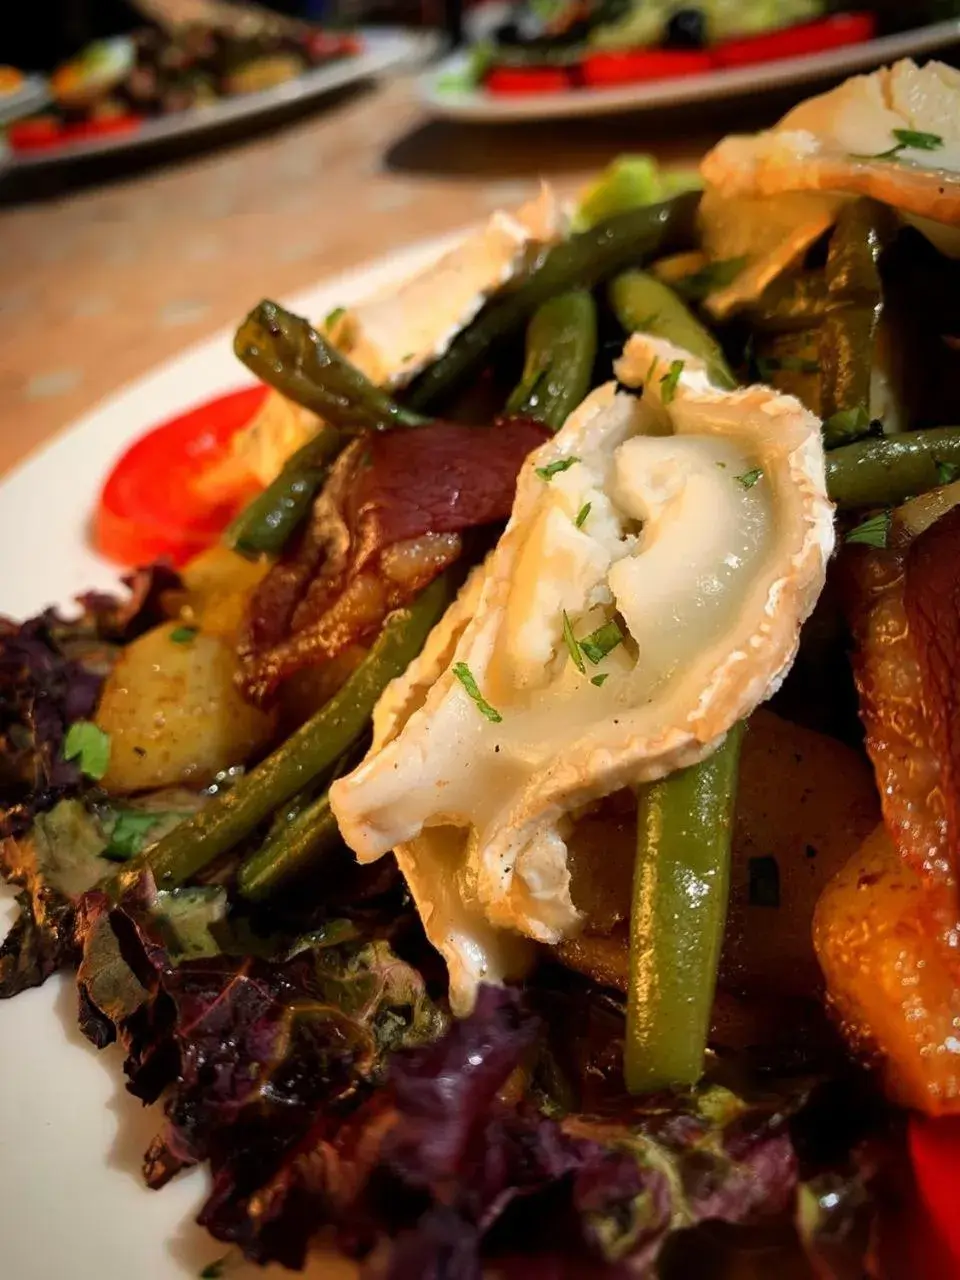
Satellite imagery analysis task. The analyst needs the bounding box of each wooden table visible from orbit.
[0,72,792,479]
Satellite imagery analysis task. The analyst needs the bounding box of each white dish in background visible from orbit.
[6,28,431,170]
[0,233,459,1280]
[418,17,960,121]
[0,74,50,126]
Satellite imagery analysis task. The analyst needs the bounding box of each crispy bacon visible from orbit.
[238,418,548,704]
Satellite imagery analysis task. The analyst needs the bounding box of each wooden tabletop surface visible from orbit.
[0,69,805,480]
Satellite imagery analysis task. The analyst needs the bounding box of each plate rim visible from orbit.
[417,17,960,121]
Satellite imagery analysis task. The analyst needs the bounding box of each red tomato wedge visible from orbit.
[9,113,142,153]
[95,385,267,568]
[909,1116,960,1272]
[485,65,572,94]
[713,12,877,69]
[581,48,712,87]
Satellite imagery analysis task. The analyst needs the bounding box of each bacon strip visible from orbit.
[238,418,548,704]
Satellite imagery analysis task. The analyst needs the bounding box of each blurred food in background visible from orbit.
[453,0,960,95]
[7,0,362,153]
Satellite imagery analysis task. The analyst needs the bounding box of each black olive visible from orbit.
[664,7,707,49]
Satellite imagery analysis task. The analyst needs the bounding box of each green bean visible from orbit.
[123,575,452,892]
[405,192,700,413]
[746,271,828,334]
[820,201,897,447]
[234,300,429,434]
[226,425,344,558]
[609,269,735,389]
[237,788,342,901]
[826,427,960,510]
[625,724,745,1094]
[505,290,598,430]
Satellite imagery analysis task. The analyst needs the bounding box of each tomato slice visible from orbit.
[713,13,877,69]
[8,116,65,152]
[581,49,713,87]
[485,65,572,94]
[95,385,267,568]
[909,1116,960,1271]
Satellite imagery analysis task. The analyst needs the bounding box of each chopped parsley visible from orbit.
[845,510,891,549]
[170,625,198,644]
[579,619,624,666]
[735,468,763,490]
[936,459,960,486]
[659,359,684,405]
[561,610,585,674]
[674,256,749,302]
[324,306,345,329]
[535,456,579,482]
[591,673,609,688]
[574,501,591,529]
[863,128,943,161]
[102,810,172,862]
[452,662,502,723]
[199,1258,230,1280]
[62,721,111,781]
[646,354,659,383]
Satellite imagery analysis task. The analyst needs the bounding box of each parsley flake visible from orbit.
[862,128,943,160]
[324,306,345,329]
[824,405,872,445]
[846,511,891,549]
[102,810,172,862]
[536,457,579,482]
[170,625,198,644]
[562,610,585,674]
[200,1258,229,1280]
[452,662,502,723]
[659,359,684,405]
[591,673,609,687]
[62,721,111,781]
[736,468,763,490]
[579,619,624,666]
[574,501,591,529]
[936,459,960,486]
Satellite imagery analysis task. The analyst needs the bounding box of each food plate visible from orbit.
[6,28,429,170]
[0,74,50,127]
[418,16,960,121]
[0,232,456,1280]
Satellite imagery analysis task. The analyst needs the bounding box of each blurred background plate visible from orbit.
[9,26,432,169]
[0,74,51,126]
[419,15,960,121]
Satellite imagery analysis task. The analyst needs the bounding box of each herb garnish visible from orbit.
[591,673,609,687]
[659,359,684,405]
[562,610,585,674]
[536,457,579,482]
[936,459,960,486]
[170,625,198,644]
[62,721,111,781]
[824,405,872,444]
[736,468,763,490]
[863,128,944,161]
[579,619,624,666]
[324,306,345,329]
[846,511,891,549]
[674,256,748,302]
[102,810,171,862]
[452,662,502,723]
[574,502,591,529]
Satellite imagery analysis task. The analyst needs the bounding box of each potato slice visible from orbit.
[96,623,275,794]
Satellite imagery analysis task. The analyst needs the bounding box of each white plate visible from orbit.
[418,17,960,122]
[7,28,431,169]
[0,233,458,1280]
[0,74,50,127]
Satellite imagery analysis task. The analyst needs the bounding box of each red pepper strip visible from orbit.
[95,385,267,568]
[581,48,712,87]
[909,1116,960,1274]
[485,65,572,94]
[713,13,877,69]
[9,113,142,153]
